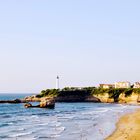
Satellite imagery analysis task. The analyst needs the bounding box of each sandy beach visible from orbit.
[106,109,140,140]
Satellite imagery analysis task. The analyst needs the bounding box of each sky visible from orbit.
[0,0,140,93]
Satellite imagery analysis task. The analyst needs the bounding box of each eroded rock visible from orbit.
[40,98,55,109]
[24,98,55,109]
[24,103,32,108]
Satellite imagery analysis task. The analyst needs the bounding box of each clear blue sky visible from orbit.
[0,0,140,93]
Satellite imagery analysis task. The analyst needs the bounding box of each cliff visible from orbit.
[24,90,101,102]
[94,92,140,104]
[24,87,140,105]
[55,95,100,102]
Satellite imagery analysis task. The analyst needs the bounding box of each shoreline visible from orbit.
[106,109,140,140]
[0,94,139,139]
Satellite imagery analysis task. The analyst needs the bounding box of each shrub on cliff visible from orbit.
[124,88,133,97]
[108,88,125,102]
[36,89,59,98]
[133,88,140,94]
[91,88,109,95]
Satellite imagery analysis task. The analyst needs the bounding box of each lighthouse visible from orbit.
[56,76,59,89]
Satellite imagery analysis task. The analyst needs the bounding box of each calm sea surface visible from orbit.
[0,94,139,140]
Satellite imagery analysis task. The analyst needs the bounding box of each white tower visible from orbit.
[56,76,59,89]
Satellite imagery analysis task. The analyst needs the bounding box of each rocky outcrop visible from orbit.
[24,94,101,103]
[24,98,55,109]
[40,98,55,108]
[94,93,114,103]
[24,103,33,108]
[94,92,140,105]
[24,95,41,102]
[3,92,139,106]
[0,96,55,109]
[118,93,140,104]
[0,99,27,104]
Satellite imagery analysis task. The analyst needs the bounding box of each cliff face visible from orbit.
[54,90,101,102]
[94,92,140,104]
[55,95,101,102]
[118,93,140,104]
[24,92,140,105]
[24,95,101,103]
[94,93,114,103]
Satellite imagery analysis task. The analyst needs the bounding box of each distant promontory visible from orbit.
[25,86,140,104]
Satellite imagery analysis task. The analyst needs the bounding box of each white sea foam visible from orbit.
[53,126,66,134]
[81,109,109,115]
[10,131,33,137]
[30,115,39,119]
[1,101,140,140]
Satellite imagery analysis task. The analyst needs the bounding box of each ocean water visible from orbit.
[0,94,139,140]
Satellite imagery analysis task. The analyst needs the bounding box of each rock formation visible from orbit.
[0,99,27,104]
[40,98,55,108]
[24,98,55,109]
[24,103,33,108]
[94,92,140,104]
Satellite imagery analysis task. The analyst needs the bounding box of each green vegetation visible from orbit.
[108,88,140,102]
[36,87,140,102]
[124,88,133,97]
[36,89,59,98]
[91,88,109,95]
[108,88,125,102]
[133,88,140,94]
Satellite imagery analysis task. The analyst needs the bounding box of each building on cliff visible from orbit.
[99,84,115,89]
[115,81,131,88]
[133,82,140,88]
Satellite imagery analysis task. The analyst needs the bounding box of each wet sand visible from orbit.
[106,109,140,140]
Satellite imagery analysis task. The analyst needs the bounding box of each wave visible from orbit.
[0,123,9,127]
[81,109,109,115]
[53,126,65,133]
[9,131,33,137]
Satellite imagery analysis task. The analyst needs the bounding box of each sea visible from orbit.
[0,94,139,140]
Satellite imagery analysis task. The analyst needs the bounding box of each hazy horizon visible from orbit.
[0,0,140,93]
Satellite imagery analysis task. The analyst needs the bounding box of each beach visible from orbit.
[106,109,140,140]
